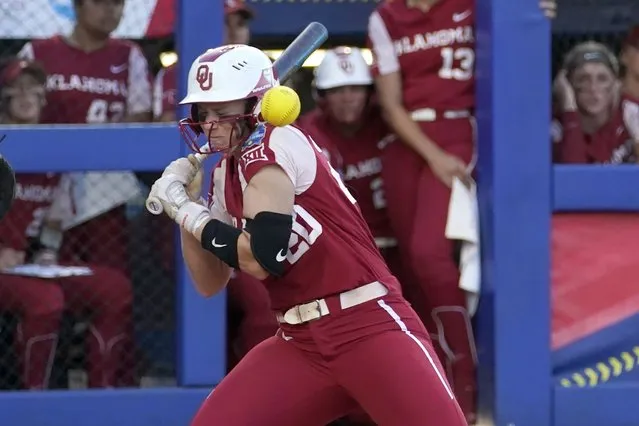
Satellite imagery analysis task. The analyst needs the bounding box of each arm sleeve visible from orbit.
[368,10,399,77]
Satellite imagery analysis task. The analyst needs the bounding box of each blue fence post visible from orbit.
[176,0,226,387]
[476,0,552,424]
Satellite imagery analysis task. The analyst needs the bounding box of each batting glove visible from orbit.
[150,175,211,234]
[162,156,203,201]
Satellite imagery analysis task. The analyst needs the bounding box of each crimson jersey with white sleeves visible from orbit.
[210,123,400,310]
[367,0,475,111]
[18,36,152,123]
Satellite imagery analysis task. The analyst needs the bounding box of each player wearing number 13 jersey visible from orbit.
[368,0,478,421]
[150,44,466,425]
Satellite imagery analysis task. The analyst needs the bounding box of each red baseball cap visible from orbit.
[0,58,46,87]
[625,25,639,48]
[224,0,254,19]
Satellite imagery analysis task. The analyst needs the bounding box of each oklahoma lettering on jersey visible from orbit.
[297,108,396,241]
[18,36,151,124]
[208,124,400,309]
[368,0,475,111]
[0,174,60,250]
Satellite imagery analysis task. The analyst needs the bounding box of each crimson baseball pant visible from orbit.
[381,117,478,420]
[191,291,467,426]
[0,266,132,389]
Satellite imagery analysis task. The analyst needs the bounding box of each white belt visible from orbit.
[411,108,471,122]
[276,281,389,325]
[375,237,397,249]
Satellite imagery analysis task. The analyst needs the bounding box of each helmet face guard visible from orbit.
[178,114,256,155]
[178,44,276,155]
[179,98,260,155]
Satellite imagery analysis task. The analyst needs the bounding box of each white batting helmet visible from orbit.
[313,47,372,90]
[180,44,277,105]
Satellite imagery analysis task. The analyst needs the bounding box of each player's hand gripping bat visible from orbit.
[0,136,16,221]
[146,22,329,215]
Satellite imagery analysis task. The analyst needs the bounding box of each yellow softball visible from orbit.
[260,86,301,127]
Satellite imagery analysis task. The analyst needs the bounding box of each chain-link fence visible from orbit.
[0,0,176,390]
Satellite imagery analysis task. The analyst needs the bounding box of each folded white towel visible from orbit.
[445,177,481,316]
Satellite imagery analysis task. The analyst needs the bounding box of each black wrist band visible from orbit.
[200,219,242,269]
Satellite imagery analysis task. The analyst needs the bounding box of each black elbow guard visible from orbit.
[246,211,293,277]
[200,219,242,269]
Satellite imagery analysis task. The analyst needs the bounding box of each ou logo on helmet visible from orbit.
[339,59,353,74]
[196,65,213,91]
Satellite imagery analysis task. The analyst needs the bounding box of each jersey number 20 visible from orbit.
[285,136,358,264]
[439,47,474,81]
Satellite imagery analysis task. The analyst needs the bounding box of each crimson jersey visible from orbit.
[368,0,475,111]
[0,174,60,251]
[153,64,177,119]
[297,108,395,241]
[18,36,152,124]
[553,94,639,164]
[208,124,400,309]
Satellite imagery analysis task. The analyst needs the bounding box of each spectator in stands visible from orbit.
[621,25,639,156]
[553,42,637,164]
[0,58,134,390]
[153,0,253,122]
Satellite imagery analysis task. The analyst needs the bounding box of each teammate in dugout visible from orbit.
[0,58,134,389]
[16,0,150,275]
[298,47,421,316]
[553,42,638,164]
[149,44,467,426]
[16,0,147,384]
[367,0,557,421]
